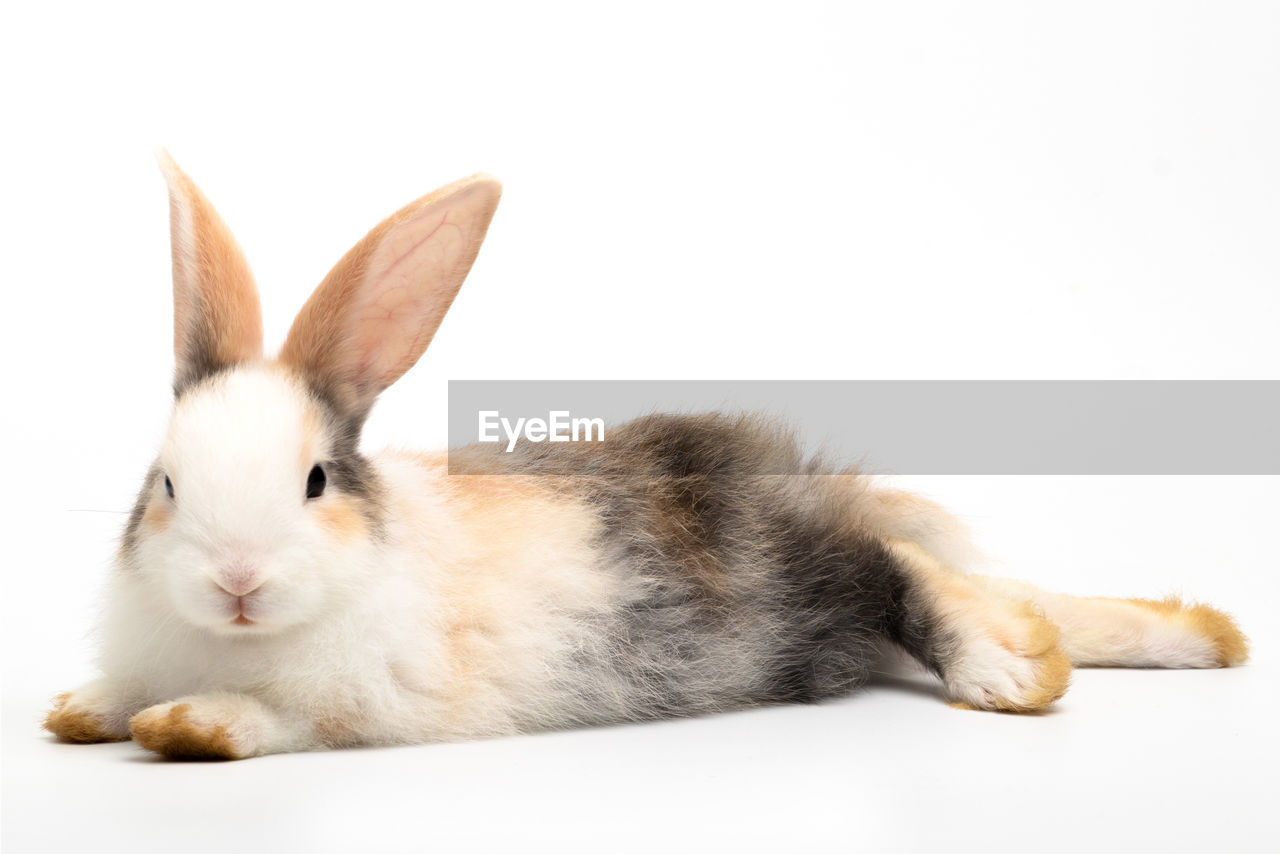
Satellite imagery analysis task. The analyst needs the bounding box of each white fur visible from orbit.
[81,367,630,753]
[146,369,359,635]
[99,379,427,747]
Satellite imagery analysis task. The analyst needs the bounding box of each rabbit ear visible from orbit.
[279,174,501,421]
[158,150,264,394]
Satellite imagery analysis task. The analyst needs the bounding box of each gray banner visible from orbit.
[447,381,1279,474]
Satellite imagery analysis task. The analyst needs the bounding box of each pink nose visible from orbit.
[215,562,263,597]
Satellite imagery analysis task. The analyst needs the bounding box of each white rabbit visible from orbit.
[46,155,1248,759]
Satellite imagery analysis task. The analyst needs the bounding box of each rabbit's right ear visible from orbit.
[279,174,501,423]
[158,151,264,395]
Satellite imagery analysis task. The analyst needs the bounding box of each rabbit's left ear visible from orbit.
[279,174,501,422]
[158,150,264,394]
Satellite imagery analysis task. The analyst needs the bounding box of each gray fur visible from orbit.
[454,413,957,723]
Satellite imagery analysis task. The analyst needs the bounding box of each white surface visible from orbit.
[5,478,1279,854]
[3,2,1278,852]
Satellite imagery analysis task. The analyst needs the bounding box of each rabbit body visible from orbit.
[90,378,936,755]
[45,157,1248,759]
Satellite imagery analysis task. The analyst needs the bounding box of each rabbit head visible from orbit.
[123,152,501,637]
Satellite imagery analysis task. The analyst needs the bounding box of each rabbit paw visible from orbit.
[44,685,134,743]
[944,599,1072,712]
[130,698,252,760]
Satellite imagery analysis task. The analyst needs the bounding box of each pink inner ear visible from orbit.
[347,200,480,389]
[278,174,501,410]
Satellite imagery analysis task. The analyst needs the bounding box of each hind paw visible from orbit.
[944,600,1072,712]
[1128,598,1250,667]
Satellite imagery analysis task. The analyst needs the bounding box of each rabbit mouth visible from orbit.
[228,595,256,626]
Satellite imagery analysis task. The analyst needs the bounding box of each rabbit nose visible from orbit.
[215,562,263,597]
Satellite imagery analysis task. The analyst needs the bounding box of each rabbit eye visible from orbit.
[164,474,175,500]
[306,464,327,500]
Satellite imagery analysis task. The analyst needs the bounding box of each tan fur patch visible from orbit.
[888,539,1071,712]
[965,575,1249,669]
[999,604,1072,711]
[964,600,1070,712]
[315,496,368,542]
[436,474,585,725]
[869,488,940,519]
[44,693,126,743]
[1127,597,1250,666]
[1015,600,1062,657]
[140,500,171,531]
[403,451,608,733]
[429,450,576,507]
[159,152,263,375]
[887,539,986,612]
[129,703,241,760]
[299,403,321,475]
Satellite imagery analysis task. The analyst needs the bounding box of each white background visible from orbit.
[2,2,1278,852]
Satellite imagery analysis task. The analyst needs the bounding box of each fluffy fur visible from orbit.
[46,156,1249,759]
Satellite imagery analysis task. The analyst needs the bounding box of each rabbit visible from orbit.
[45,153,1249,759]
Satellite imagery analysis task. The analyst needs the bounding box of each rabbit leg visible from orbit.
[964,576,1248,668]
[44,679,147,743]
[886,538,1072,711]
[860,483,1249,670]
[129,693,314,759]
[862,487,1248,670]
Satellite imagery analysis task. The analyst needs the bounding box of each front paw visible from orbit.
[45,689,132,743]
[130,699,251,760]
